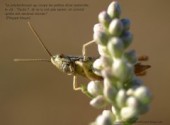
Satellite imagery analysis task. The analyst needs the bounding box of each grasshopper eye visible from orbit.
[58,54,64,58]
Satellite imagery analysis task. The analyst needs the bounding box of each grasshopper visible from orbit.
[14,22,151,91]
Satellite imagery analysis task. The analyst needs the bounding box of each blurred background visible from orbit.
[0,0,169,125]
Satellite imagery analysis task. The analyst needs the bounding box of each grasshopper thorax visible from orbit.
[51,54,75,75]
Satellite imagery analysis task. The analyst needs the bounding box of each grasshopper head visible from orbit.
[51,54,75,75]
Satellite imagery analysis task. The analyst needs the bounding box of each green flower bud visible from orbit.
[109,19,123,36]
[120,107,138,121]
[102,110,115,122]
[101,69,119,87]
[116,89,127,108]
[111,106,116,115]
[107,1,121,18]
[96,110,115,125]
[93,31,108,45]
[103,78,117,102]
[98,11,112,27]
[96,115,112,125]
[98,45,109,57]
[93,23,104,33]
[101,68,115,81]
[112,59,133,82]
[121,18,131,31]
[134,86,152,105]
[127,88,135,96]
[100,56,113,67]
[90,95,107,108]
[107,37,124,58]
[93,58,103,76]
[87,81,103,97]
[93,58,103,70]
[126,96,139,108]
[93,56,112,75]
[124,50,137,64]
[121,31,133,49]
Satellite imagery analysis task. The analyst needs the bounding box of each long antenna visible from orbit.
[14,22,53,63]
[14,59,50,62]
[27,22,53,57]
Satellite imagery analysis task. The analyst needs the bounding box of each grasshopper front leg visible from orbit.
[82,40,96,60]
[72,40,98,94]
[73,39,97,95]
[73,75,93,98]
[73,75,82,91]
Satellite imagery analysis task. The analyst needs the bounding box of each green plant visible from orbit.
[80,1,152,125]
